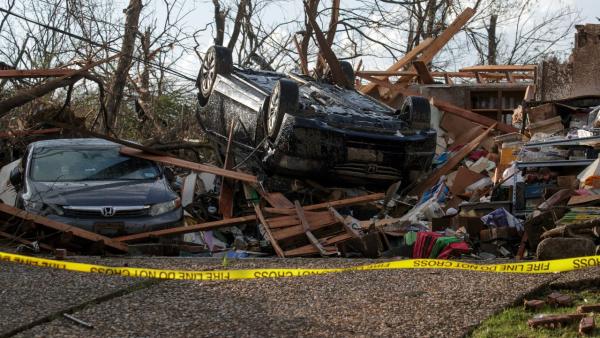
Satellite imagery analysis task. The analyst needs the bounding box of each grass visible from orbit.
[471,288,600,338]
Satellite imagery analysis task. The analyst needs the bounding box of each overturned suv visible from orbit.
[196,46,436,185]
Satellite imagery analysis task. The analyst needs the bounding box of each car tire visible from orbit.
[340,61,355,88]
[400,96,431,130]
[266,79,299,140]
[197,46,233,106]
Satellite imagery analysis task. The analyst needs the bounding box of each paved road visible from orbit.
[1,256,598,337]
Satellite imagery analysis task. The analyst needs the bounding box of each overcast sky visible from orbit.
[99,0,600,81]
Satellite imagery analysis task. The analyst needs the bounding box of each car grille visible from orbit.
[332,162,402,180]
[62,207,149,218]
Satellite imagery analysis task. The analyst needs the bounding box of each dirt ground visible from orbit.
[1,251,599,338]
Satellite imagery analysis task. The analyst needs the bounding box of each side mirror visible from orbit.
[9,166,22,188]
[163,167,175,183]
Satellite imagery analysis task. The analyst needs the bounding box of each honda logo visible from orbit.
[101,207,115,217]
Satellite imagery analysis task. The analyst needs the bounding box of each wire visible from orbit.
[0,7,198,82]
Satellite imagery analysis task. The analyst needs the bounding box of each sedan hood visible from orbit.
[26,179,176,206]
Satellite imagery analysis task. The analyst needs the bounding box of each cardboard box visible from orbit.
[557,175,578,189]
[500,148,518,165]
[479,227,519,241]
[527,103,556,123]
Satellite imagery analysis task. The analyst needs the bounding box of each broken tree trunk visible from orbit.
[104,0,142,131]
[0,54,120,118]
[315,0,340,76]
[305,1,351,89]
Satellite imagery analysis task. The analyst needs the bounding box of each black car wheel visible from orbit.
[267,79,299,140]
[400,96,431,130]
[197,46,233,106]
[340,61,355,88]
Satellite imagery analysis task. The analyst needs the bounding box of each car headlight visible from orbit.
[149,198,181,216]
[23,201,63,216]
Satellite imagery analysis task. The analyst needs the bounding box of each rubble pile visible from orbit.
[0,9,599,264]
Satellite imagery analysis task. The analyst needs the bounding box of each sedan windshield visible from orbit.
[30,147,160,182]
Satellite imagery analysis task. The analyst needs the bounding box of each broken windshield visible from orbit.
[29,147,160,182]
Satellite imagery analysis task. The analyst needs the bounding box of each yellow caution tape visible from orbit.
[1,251,600,281]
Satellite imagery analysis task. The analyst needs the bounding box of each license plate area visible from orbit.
[93,222,125,236]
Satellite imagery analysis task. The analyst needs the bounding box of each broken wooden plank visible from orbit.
[267,211,334,229]
[359,75,517,134]
[432,98,517,134]
[460,64,536,72]
[113,215,257,242]
[120,146,258,183]
[271,214,337,241]
[386,7,475,101]
[284,233,350,257]
[0,203,127,252]
[263,192,295,209]
[407,123,496,197]
[0,230,54,251]
[412,60,434,84]
[329,207,361,238]
[360,37,434,94]
[264,193,385,214]
[0,68,76,78]
[295,201,328,256]
[254,204,285,258]
[357,70,534,80]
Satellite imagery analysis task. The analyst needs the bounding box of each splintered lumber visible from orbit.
[254,205,285,257]
[412,61,434,84]
[120,146,258,183]
[432,99,518,134]
[267,211,336,229]
[165,217,255,239]
[329,207,361,238]
[271,213,337,240]
[386,7,475,102]
[407,123,496,197]
[359,76,517,134]
[0,203,127,252]
[460,64,536,72]
[295,201,329,256]
[113,215,257,242]
[357,70,534,80]
[263,192,295,209]
[360,37,434,94]
[284,233,349,257]
[0,69,76,78]
[0,230,54,251]
[264,193,385,215]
